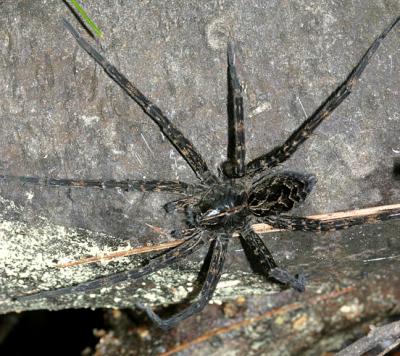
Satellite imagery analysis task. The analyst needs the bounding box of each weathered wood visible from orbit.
[0,0,399,354]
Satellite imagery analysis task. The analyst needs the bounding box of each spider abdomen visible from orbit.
[248,172,316,216]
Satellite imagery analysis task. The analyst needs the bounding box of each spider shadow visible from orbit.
[393,157,400,181]
[126,239,216,324]
[238,235,305,288]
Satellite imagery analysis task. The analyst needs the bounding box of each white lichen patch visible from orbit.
[206,17,232,50]
[80,115,100,126]
[217,280,241,289]
[0,196,140,307]
[25,191,34,201]
[339,299,363,320]
[0,193,280,312]
[248,101,272,118]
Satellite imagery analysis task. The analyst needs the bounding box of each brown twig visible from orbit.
[160,287,354,356]
[57,240,183,268]
[57,203,400,268]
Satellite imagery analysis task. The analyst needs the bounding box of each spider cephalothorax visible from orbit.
[188,181,248,228]
[186,172,316,229]
[10,17,400,329]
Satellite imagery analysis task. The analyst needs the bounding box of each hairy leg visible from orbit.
[241,223,305,291]
[16,230,205,303]
[222,41,246,178]
[138,233,229,329]
[63,19,218,184]
[163,196,199,213]
[246,17,400,176]
[260,207,400,232]
[0,175,203,195]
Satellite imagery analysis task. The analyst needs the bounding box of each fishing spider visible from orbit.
[12,17,400,329]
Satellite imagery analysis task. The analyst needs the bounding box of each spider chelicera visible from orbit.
[10,17,400,329]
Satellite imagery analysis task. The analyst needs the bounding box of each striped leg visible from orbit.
[16,231,205,303]
[261,207,400,232]
[63,19,218,185]
[222,41,246,178]
[139,233,229,329]
[241,223,305,291]
[0,175,203,195]
[246,17,400,176]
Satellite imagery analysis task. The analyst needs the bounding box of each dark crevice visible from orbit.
[0,309,106,356]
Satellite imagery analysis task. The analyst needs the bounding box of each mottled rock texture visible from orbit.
[0,1,399,354]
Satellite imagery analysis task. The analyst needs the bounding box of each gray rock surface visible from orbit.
[0,1,399,352]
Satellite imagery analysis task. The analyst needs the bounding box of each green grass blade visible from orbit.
[68,0,103,38]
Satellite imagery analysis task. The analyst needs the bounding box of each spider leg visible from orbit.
[222,41,246,178]
[241,223,305,292]
[63,19,218,185]
[16,230,205,303]
[0,175,203,195]
[260,207,400,232]
[138,233,229,330]
[246,16,400,176]
[163,196,198,213]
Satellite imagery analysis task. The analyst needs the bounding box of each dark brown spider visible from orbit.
[10,17,400,329]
